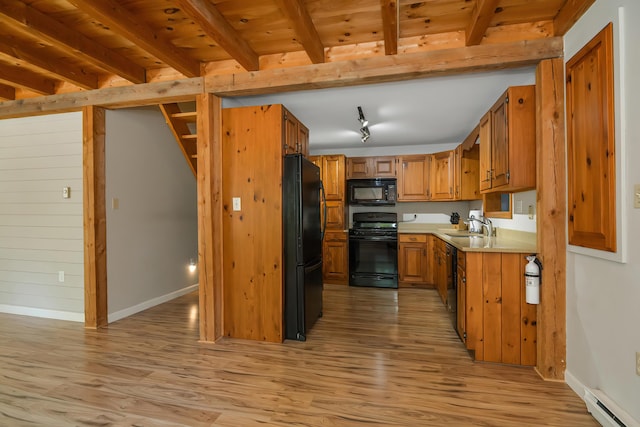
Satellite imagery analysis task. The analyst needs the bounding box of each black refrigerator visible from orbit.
[283,154,324,341]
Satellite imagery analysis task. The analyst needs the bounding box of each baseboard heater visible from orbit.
[583,388,639,427]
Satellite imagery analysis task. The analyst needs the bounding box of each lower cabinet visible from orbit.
[323,231,348,285]
[398,234,431,286]
[461,251,537,366]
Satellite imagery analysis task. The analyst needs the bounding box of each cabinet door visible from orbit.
[491,94,509,188]
[479,111,492,192]
[346,157,369,179]
[430,150,455,200]
[458,143,480,200]
[323,232,348,285]
[398,234,428,284]
[322,155,345,200]
[325,200,346,230]
[283,112,299,155]
[371,156,396,177]
[397,155,430,201]
[298,123,309,156]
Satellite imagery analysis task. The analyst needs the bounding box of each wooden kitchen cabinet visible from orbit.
[461,252,537,366]
[397,155,430,201]
[398,234,430,287]
[283,108,309,156]
[479,85,536,193]
[323,231,348,285]
[456,251,466,343]
[454,127,481,200]
[346,156,396,179]
[322,155,346,200]
[325,200,346,230]
[430,150,455,200]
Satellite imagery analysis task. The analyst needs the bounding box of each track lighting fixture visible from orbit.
[357,106,370,143]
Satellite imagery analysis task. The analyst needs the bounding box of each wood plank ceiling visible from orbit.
[0,0,594,103]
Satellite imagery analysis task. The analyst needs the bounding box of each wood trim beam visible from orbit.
[206,37,564,96]
[67,0,200,77]
[0,38,563,119]
[275,0,325,63]
[0,38,98,90]
[0,63,57,95]
[380,0,399,55]
[0,83,15,100]
[535,58,566,380]
[83,105,108,329]
[178,0,260,71]
[465,0,500,46]
[196,93,223,342]
[0,0,145,84]
[553,0,596,36]
[0,77,203,119]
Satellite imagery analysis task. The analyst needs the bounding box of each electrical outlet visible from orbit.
[528,205,534,220]
[634,184,640,209]
[636,352,640,376]
[232,197,241,211]
[58,271,64,283]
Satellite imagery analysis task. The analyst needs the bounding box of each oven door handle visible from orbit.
[349,235,397,242]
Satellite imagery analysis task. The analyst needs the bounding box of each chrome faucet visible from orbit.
[479,217,493,237]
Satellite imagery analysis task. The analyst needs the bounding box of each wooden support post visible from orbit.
[535,58,567,380]
[83,106,108,328]
[196,93,224,342]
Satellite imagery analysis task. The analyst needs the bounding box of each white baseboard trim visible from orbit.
[566,369,640,427]
[108,283,199,323]
[0,304,84,322]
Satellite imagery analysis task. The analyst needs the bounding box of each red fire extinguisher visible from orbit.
[525,255,542,305]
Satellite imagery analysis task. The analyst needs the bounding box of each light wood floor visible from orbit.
[0,285,596,426]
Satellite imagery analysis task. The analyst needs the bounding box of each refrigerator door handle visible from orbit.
[320,179,327,241]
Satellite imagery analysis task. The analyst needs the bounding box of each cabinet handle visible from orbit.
[462,277,466,283]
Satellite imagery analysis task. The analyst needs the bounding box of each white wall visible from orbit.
[0,112,84,321]
[105,107,198,322]
[564,0,640,422]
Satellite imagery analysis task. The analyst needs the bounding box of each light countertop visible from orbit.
[397,222,537,253]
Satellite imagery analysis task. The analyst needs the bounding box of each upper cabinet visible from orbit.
[397,155,431,201]
[282,109,309,157]
[479,85,536,193]
[430,150,455,201]
[346,156,396,179]
[322,155,346,201]
[455,127,481,200]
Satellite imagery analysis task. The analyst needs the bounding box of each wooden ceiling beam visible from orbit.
[0,39,98,90]
[465,0,500,46]
[275,0,325,63]
[0,37,563,119]
[208,37,564,96]
[553,0,596,36]
[0,63,57,95]
[67,0,201,77]
[177,0,259,71]
[0,0,145,84]
[0,83,16,101]
[380,0,398,55]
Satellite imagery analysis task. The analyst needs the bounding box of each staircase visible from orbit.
[159,103,197,177]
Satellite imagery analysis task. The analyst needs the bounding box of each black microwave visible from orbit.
[347,178,397,206]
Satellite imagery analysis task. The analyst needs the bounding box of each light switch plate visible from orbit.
[636,352,640,376]
[634,184,640,209]
[62,187,70,199]
[232,197,241,211]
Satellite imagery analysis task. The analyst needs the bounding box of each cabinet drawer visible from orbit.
[399,234,427,243]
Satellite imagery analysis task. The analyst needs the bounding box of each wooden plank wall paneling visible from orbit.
[0,113,84,316]
[482,253,502,363]
[82,106,107,328]
[465,252,483,360]
[196,93,223,342]
[535,58,567,380]
[501,253,523,365]
[222,105,284,343]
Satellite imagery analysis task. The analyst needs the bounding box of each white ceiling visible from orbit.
[226,67,537,152]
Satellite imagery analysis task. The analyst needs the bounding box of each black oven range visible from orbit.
[348,212,398,289]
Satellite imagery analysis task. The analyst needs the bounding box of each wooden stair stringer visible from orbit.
[159,103,197,177]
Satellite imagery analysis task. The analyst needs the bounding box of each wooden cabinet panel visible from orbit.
[461,251,536,366]
[430,150,455,200]
[371,156,396,177]
[298,123,309,157]
[322,155,345,200]
[323,231,348,285]
[455,134,480,200]
[479,85,536,193]
[397,155,430,201]
[282,109,308,156]
[457,259,466,343]
[398,234,429,286]
[347,156,396,179]
[325,200,346,230]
